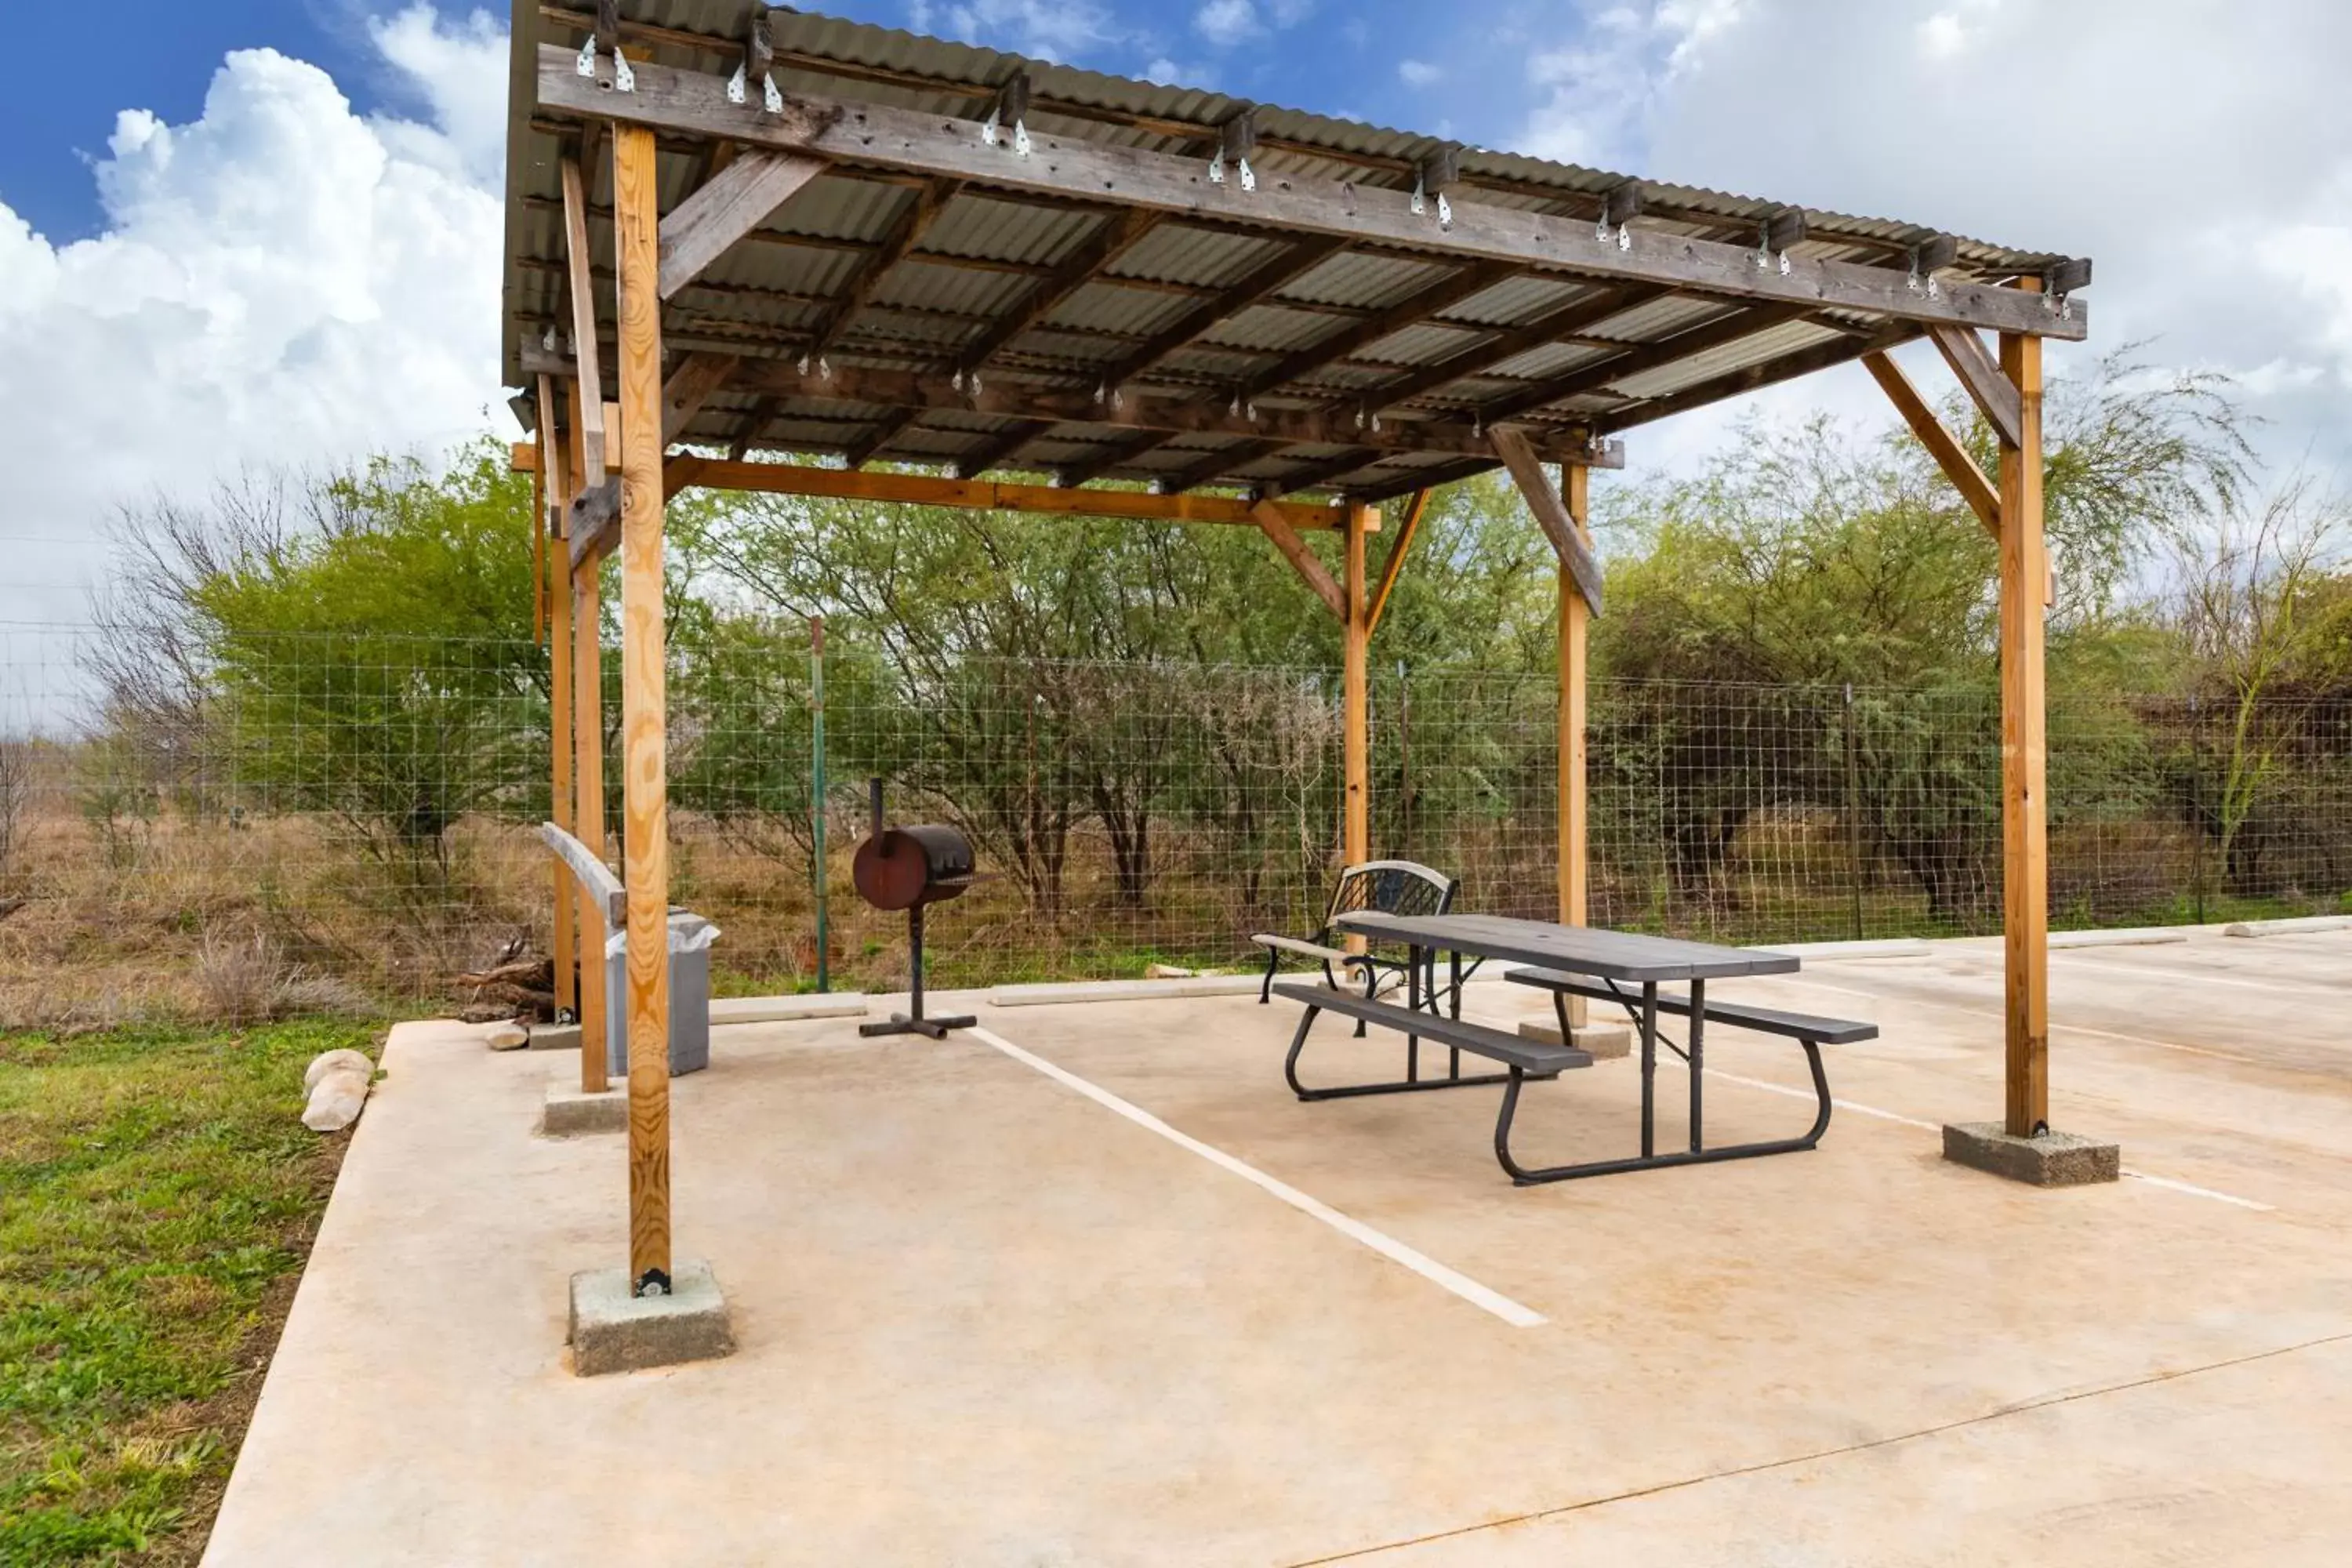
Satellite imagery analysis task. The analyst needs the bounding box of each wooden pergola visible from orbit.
[503,1,2092,1298]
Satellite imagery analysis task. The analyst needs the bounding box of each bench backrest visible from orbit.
[1323,859,1457,935]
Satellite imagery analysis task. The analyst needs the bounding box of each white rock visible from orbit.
[303,1048,374,1093]
[302,1068,372,1132]
[485,1022,531,1051]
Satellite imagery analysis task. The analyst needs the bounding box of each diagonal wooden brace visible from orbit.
[1490,426,1603,615]
[1251,499,1345,620]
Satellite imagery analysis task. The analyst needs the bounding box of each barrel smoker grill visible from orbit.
[852,779,979,1039]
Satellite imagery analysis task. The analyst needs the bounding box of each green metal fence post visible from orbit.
[811,615,829,993]
[1844,682,1865,940]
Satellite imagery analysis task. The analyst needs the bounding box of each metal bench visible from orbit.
[1253,861,1458,1031]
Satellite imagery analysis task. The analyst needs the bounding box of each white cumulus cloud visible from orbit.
[0,5,506,630]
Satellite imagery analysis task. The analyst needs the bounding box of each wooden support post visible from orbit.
[1557,463,1592,1029]
[567,383,608,1095]
[1343,503,1371,873]
[614,122,673,1293]
[1997,284,2049,1138]
[559,144,608,480]
[1345,503,1374,959]
[538,376,576,1024]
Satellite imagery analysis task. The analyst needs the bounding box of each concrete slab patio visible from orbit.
[203,925,2352,1565]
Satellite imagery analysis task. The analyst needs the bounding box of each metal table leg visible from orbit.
[1688,977,1706,1152]
[1406,942,1421,1082]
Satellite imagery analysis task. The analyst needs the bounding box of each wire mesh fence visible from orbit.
[2,620,2346,1025]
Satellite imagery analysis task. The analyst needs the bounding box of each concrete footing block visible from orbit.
[1942,1121,2120,1186]
[1517,1018,1633,1059]
[568,1260,735,1377]
[539,1081,626,1137]
[528,1022,583,1051]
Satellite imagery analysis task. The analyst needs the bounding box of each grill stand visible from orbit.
[858,902,976,1040]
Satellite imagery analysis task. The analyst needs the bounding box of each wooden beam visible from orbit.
[539,376,577,1026]
[957,207,1162,374]
[956,418,1054,477]
[565,377,608,1096]
[660,350,741,444]
[1238,260,1520,402]
[1154,437,1280,497]
[614,122,673,1295]
[1263,446,1381,498]
[560,144,608,480]
[1362,281,1671,418]
[655,147,826,301]
[1343,503,1372,880]
[1595,323,1921,434]
[1350,457,1497,503]
[1863,350,1999,536]
[1997,285,2049,1138]
[1490,426,1602,614]
[726,394,777,460]
[535,45,2086,340]
[1059,430,1169,488]
[1364,488,1427,637]
[1475,301,1813,425]
[670,456,1353,531]
[806,177,961,368]
[1250,499,1346,619]
[719,356,1606,464]
[1095,234,1348,399]
[1930,323,2024,449]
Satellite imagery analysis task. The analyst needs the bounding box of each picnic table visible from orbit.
[1269,912,1874,1184]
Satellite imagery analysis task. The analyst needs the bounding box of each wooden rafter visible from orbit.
[956,207,1162,375]
[956,418,1054,477]
[654,147,826,301]
[1490,426,1603,614]
[1098,234,1349,399]
[1059,431,1169,488]
[1862,350,1999,536]
[1477,301,1814,425]
[659,350,741,444]
[1365,488,1428,636]
[806,177,963,368]
[1359,282,1671,418]
[1155,437,1281,496]
[1250,499,1346,619]
[1595,323,1920,434]
[1264,446,1381,498]
[535,45,2084,341]
[725,395,778,459]
[1236,260,1520,403]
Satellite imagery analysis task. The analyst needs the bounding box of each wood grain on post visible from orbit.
[559,147,608,481]
[1997,282,2049,1138]
[538,375,577,1024]
[1343,502,1371,877]
[614,122,673,1290]
[567,379,608,1096]
[1557,463,1592,1029]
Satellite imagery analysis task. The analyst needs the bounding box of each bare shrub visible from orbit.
[0,735,27,884]
[195,928,366,1023]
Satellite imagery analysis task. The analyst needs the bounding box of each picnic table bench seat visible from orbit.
[1504,968,1880,1045]
[1270,981,1589,1089]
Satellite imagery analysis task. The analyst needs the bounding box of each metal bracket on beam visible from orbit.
[1211,107,1260,192]
[577,0,633,93]
[2043,256,2092,319]
[1596,181,1642,249]
[1907,234,1959,298]
[1412,145,1461,229]
[982,73,1031,157]
[726,8,782,114]
[1758,209,1806,275]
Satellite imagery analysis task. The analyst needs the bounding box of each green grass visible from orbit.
[0,1018,380,1566]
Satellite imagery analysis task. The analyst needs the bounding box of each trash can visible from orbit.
[604,910,718,1078]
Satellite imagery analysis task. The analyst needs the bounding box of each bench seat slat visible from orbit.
[1250,934,1351,961]
[1505,969,1879,1045]
[1273,981,1590,1074]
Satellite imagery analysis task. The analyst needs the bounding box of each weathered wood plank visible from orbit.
[560,145,608,479]
[660,350,741,444]
[1997,286,2049,1138]
[535,45,2086,341]
[1490,426,1602,614]
[1343,503,1371,883]
[1931,323,2024,449]
[1863,350,1999,536]
[1558,459,1592,1028]
[538,376,577,1027]
[655,146,826,302]
[1250,499,1346,619]
[565,376,608,1094]
[614,122,673,1293]
[670,456,1353,531]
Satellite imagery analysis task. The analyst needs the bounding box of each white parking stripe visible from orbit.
[966,1025,1548,1329]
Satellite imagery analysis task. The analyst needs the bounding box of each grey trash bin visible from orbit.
[604,910,718,1077]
